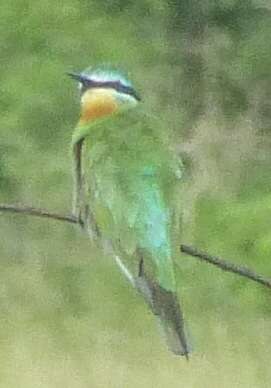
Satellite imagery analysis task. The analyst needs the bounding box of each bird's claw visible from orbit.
[73,204,100,241]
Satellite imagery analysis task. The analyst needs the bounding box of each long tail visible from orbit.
[136,274,190,358]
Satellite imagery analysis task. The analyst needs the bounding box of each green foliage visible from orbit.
[1,0,271,386]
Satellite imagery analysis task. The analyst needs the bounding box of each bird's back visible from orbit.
[84,108,182,275]
[83,107,189,356]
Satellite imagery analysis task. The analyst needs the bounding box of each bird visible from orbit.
[68,65,190,358]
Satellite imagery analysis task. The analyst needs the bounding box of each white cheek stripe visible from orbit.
[114,91,138,105]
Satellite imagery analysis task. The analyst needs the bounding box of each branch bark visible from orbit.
[180,244,271,289]
[0,203,77,224]
[1,202,271,290]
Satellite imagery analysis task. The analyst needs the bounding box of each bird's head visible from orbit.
[68,66,141,125]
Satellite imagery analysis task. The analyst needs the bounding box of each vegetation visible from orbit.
[1,1,271,386]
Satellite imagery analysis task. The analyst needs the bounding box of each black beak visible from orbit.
[66,72,83,82]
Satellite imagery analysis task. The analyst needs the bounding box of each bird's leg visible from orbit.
[72,139,84,224]
[72,139,100,239]
[84,203,100,240]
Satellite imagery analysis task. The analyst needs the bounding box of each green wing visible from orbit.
[83,108,183,290]
[76,108,189,356]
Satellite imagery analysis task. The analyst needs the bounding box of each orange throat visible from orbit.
[79,89,118,125]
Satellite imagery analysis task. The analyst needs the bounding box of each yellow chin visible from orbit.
[79,88,118,125]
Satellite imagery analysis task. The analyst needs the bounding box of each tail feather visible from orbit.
[153,285,190,358]
[136,275,190,358]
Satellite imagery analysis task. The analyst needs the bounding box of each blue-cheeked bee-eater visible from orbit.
[68,66,190,358]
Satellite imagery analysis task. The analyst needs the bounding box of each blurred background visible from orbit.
[1,1,271,387]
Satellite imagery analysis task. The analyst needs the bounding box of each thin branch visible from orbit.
[0,203,78,225]
[180,244,271,289]
[1,202,271,291]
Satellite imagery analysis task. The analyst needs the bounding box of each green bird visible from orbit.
[68,66,190,357]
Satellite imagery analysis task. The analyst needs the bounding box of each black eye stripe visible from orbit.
[82,79,141,101]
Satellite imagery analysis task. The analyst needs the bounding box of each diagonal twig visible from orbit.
[0,203,78,224]
[180,244,271,289]
[1,202,271,290]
